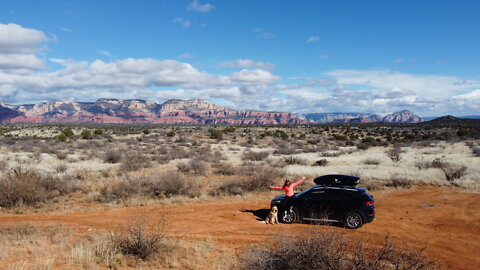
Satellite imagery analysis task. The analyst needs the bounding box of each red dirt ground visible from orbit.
[1,185,479,269]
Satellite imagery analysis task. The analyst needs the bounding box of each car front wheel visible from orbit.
[343,212,363,229]
[281,207,299,224]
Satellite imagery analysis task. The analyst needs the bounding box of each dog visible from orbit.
[265,206,279,224]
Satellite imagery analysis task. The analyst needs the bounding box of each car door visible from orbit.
[299,188,329,219]
[325,189,356,220]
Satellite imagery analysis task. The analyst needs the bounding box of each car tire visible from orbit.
[281,207,299,224]
[343,212,364,229]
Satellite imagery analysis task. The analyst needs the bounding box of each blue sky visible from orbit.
[0,0,479,116]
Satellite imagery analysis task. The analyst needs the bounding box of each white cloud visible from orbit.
[231,69,280,85]
[0,23,49,54]
[172,17,191,28]
[306,36,319,43]
[453,89,480,100]
[187,0,214,13]
[325,69,479,98]
[219,59,275,70]
[0,23,52,72]
[0,54,44,70]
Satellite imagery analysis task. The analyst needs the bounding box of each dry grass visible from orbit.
[240,230,435,270]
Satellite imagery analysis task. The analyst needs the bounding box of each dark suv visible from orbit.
[270,175,375,229]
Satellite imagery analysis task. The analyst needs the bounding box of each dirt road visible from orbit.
[1,185,479,269]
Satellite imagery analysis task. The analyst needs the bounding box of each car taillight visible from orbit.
[365,201,374,207]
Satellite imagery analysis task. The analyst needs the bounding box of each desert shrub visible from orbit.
[282,155,307,165]
[120,152,152,172]
[94,129,104,135]
[385,146,403,162]
[62,128,74,137]
[156,154,171,164]
[0,166,78,207]
[112,218,166,260]
[213,163,238,175]
[209,129,223,140]
[363,158,380,165]
[166,130,176,137]
[58,133,68,142]
[143,172,201,198]
[441,165,467,183]
[361,179,385,191]
[56,151,68,160]
[55,162,68,173]
[320,151,342,157]
[356,143,370,150]
[239,165,285,192]
[81,129,92,140]
[385,176,412,188]
[472,147,480,157]
[417,158,467,183]
[312,159,328,166]
[104,150,123,163]
[176,158,210,176]
[210,180,244,196]
[169,147,190,159]
[429,158,448,169]
[99,178,143,202]
[240,231,434,270]
[242,150,270,161]
[273,146,297,155]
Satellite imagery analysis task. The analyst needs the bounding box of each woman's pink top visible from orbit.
[270,177,305,197]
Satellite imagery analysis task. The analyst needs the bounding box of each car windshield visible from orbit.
[295,186,315,197]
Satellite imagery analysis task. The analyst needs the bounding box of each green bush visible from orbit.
[81,129,92,140]
[62,128,74,137]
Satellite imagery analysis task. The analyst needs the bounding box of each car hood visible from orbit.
[272,194,287,201]
[272,193,298,201]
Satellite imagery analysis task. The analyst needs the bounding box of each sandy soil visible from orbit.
[1,185,479,269]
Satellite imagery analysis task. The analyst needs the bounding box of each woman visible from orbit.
[270,177,306,214]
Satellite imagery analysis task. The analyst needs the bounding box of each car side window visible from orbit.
[327,190,354,200]
[304,189,327,201]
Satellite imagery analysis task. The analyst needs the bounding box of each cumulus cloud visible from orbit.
[0,57,284,105]
[0,23,52,72]
[326,69,480,98]
[219,59,275,70]
[187,0,214,13]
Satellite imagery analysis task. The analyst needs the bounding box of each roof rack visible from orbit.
[313,174,360,187]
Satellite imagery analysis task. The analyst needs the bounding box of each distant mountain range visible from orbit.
[0,98,468,125]
[303,110,422,124]
[0,99,306,125]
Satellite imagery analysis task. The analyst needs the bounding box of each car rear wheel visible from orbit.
[281,207,299,224]
[343,212,363,229]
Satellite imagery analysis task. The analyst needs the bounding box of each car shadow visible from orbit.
[241,209,347,228]
[241,209,270,221]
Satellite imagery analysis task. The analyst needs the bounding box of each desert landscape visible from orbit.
[0,122,479,269]
[2,1,480,269]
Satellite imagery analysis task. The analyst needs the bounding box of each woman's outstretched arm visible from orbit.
[291,177,306,187]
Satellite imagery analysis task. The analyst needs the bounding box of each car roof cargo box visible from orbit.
[313,174,360,187]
